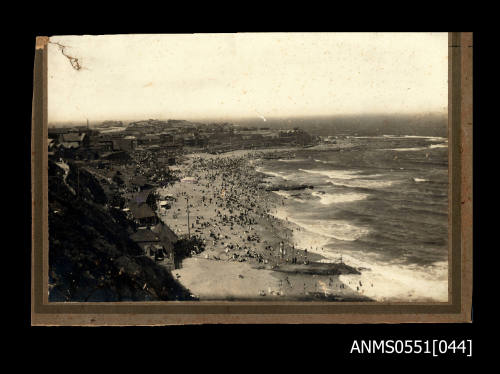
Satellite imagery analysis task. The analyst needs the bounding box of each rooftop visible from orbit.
[151,222,179,244]
[130,228,160,243]
[59,142,80,149]
[128,203,156,219]
[129,189,154,204]
[62,133,86,142]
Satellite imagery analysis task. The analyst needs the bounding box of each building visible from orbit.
[129,229,167,264]
[129,224,177,268]
[129,189,155,205]
[129,176,153,191]
[60,133,89,148]
[112,136,137,152]
[48,129,90,149]
[278,129,313,145]
[100,120,124,128]
[92,137,114,152]
[151,222,178,253]
[128,202,158,226]
[183,134,197,146]
[48,128,72,140]
[159,133,175,145]
[137,134,161,146]
[130,227,161,252]
[59,142,80,149]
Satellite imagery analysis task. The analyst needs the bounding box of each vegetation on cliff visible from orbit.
[48,160,194,301]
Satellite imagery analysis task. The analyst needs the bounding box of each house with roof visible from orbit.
[90,137,114,152]
[48,128,72,139]
[183,134,197,146]
[128,202,158,227]
[159,132,175,145]
[137,134,161,146]
[58,141,80,150]
[60,133,89,148]
[128,189,155,205]
[151,222,178,253]
[130,227,161,251]
[112,136,137,152]
[129,225,177,268]
[129,176,153,191]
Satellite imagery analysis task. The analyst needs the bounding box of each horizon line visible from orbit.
[48,111,448,126]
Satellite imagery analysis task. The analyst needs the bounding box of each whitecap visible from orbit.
[299,168,361,180]
[310,245,449,302]
[277,158,307,162]
[388,147,428,152]
[311,191,368,205]
[256,167,289,180]
[271,208,367,244]
[329,179,397,189]
[292,217,369,242]
[338,255,448,302]
[314,159,335,165]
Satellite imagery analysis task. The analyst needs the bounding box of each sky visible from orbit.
[47,33,448,123]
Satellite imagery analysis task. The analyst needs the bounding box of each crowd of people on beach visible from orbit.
[159,153,316,267]
[155,151,374,300]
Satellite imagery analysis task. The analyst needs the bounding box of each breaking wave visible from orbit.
[311,191,368,205]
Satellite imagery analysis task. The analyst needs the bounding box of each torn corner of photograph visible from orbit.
[36,36,49,50]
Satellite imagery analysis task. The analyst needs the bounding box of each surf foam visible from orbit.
[337,255,448,302]
[299,168,361,179]
[311,191,368,205]
[272,208,448,302]
[273,208,370,243]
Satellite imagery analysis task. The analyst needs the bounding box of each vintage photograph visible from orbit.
[46,33,450,303]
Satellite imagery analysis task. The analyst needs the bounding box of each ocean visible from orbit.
[257,135,449,302]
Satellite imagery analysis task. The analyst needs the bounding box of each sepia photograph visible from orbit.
[31,32,473,324]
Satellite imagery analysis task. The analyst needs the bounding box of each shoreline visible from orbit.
[157,147,372,301]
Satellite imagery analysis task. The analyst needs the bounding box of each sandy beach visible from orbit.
[157,149,371,301]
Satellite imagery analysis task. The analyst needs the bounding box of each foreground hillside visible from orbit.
[48,159,194,302]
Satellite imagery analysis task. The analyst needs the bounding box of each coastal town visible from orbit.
[48,118,368,301]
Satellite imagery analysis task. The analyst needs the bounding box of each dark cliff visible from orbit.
[48,160,194,301]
